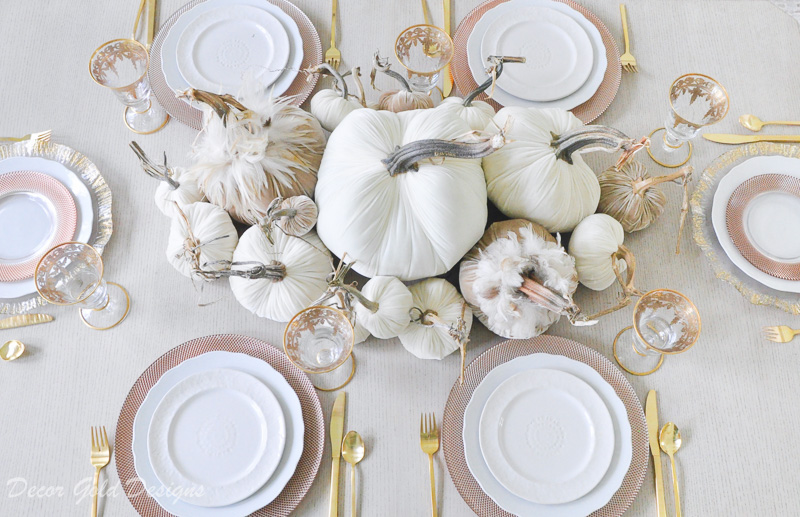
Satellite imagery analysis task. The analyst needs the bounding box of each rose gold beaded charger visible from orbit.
[115,334,323,516]
[150,0,322,130]
[452,0,621,123]
[442,336,647,517]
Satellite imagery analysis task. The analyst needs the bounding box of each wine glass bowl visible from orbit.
[394,24,454,92]
[284,306,355,374]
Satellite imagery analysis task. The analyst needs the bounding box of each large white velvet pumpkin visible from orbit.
[315,108,495,281]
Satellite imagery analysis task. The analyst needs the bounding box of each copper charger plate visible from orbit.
[726,173,800,281]
[150,0,322,130]
[442,336,647,517]
[115,334,324,516]
[452,0,621,123]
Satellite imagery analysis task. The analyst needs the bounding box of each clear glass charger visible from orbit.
[691,142,800,314]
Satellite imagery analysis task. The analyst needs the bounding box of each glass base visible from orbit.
[80,282,130,330]
[124,102,169,135]
[613,326,664,376]
[646,127,692,168]
[309,353,356,392]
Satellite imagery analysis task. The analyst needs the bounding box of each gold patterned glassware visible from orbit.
[89,39,168,134]
[35,242,130,330]
[648,73,729,168]
[395,24,454,92]
[284,305,355,391]
[613,289,701,375]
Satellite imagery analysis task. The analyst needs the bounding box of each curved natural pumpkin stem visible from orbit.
[371,52,412,92]
[349,67,367,107]
[551,126,647,165]
[196,260,287,281]
[585,244,645,320]
[383,132,508,176]
[130,141,180,190]
[309,63,349,99]
[178,88,248,126]
[314,257,380,313]
[462,55,525,107]
[518,276,597,326]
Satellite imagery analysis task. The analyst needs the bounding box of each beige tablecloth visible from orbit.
[1,1,799,515]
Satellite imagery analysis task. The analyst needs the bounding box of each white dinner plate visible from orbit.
[0,156,93,300]
[464,353,632,516]
[132,351,304,517]
[467,0,606,110]
[148,368,286,507]
[712,155,800,293]
[176,4,289,93]
[480,5,593,101]
[479,368,614,505]
[162,0,303,100]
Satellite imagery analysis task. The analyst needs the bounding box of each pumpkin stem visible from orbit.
[410,306,470,345]
[519,276,597,326]
[383,131,508,176]
[462,55,525,107]
[551,127,648,165]
[631,165,692,195]
[308,63,349,99]
[371,52,412,92]
[178,88,248,126]
[130,141,181,190]
[196,260,287,281]
[315,257,380,313]
[584,244,645,320]
[674,165,694,255]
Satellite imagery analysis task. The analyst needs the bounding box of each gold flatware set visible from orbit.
[90,426,111,517]
[0,129,52,144]
[0,313,54,330]
[647,390,684,517]
[619,5,638,73]
[420,413,440,517]
[325,0,342,69]
[763,325,800,343]
[329,392,366,517]
[740,114,800,132]
[704,113,800,144]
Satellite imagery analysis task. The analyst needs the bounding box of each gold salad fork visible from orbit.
[0,129,52,144]
[90,427,111,517]
[325,0,341,69]
[619,4,638,73]
[420,413,440,517]
[763,325,800,343]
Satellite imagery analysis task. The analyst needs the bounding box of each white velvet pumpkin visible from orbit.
[154,167,203,216]
[354,276,413,339]
[437,97,495,131]
[568,213,628,291]
[166,202,238,279]
[398,278,472,360]
[311,89,363,132]
[229,226,331,321]
[315,108,491,281]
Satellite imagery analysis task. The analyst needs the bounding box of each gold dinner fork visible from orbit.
[0,130,52,144]
[619,4,638,73]
[420,413,440,517]
[90,427,111,517]
[324,0,341,70]
[763,325,800,343]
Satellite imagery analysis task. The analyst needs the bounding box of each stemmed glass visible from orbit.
[612,289,701,375]
[89,39,168,134]
[395,24,454,92]
[647,73,729,168]
[35,242,130,330]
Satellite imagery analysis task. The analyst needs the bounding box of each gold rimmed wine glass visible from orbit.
[394,24,454,93]
[647,73,729,168]
[35,242,130,330]
[284,305,356,391]
[613,288,701,375]
[89,38,168,134]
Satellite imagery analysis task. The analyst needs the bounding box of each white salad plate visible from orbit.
[163,0,303,100]
[0,156,93,300]
[148,368,286,508]
[176,4,289,93]
[480,5,593,101]
[467,0,606,110]
[479,368,615,505]
[132,351,304,517]
[712,155,800,293]
[464,353,632,516]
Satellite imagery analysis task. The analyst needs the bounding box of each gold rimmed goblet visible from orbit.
[613,288,701,375]
[394,24,454,93]
[89,38,168,134]
[35,242,130,330]
[647,73,729,168]
[284,305,356,391]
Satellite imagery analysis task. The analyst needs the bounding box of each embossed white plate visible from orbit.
[175,4,290,93]
[480,5,593,101]
[147,368,286,508]
[479,368,614,505]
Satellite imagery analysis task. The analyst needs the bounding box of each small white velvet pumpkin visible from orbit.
[354,276,413,339]
[398,278,473,360]
[568,213,628,291]
[437,97,495,132]
[130,142,203,216]
[309,65,366,132]
[166,202,238,279]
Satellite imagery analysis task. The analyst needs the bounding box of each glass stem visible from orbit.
[83,279,110,311]
[662,129,685,151]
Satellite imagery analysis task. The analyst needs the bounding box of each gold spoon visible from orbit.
[659,422,683,517]
[0,340,25,361]
[740,114,800,132]
[341,431,365,517]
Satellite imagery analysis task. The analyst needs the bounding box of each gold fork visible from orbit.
[420,413,440,517]
[90,427,111,517]
[763,326,800,343]
[619,4,638,73]
[324,0,341,70]
[0,130,52,144]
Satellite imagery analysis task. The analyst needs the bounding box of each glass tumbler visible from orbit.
[395,24,454,92]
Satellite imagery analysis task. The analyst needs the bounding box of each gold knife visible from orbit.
[146,0,157,49]
[329,392,346,517]
[703,133,800,144]
[0,314,53,330]
[646,390,668,517]
[442,0,453,97]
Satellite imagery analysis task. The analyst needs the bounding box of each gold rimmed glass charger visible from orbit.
[691,142,800,314]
